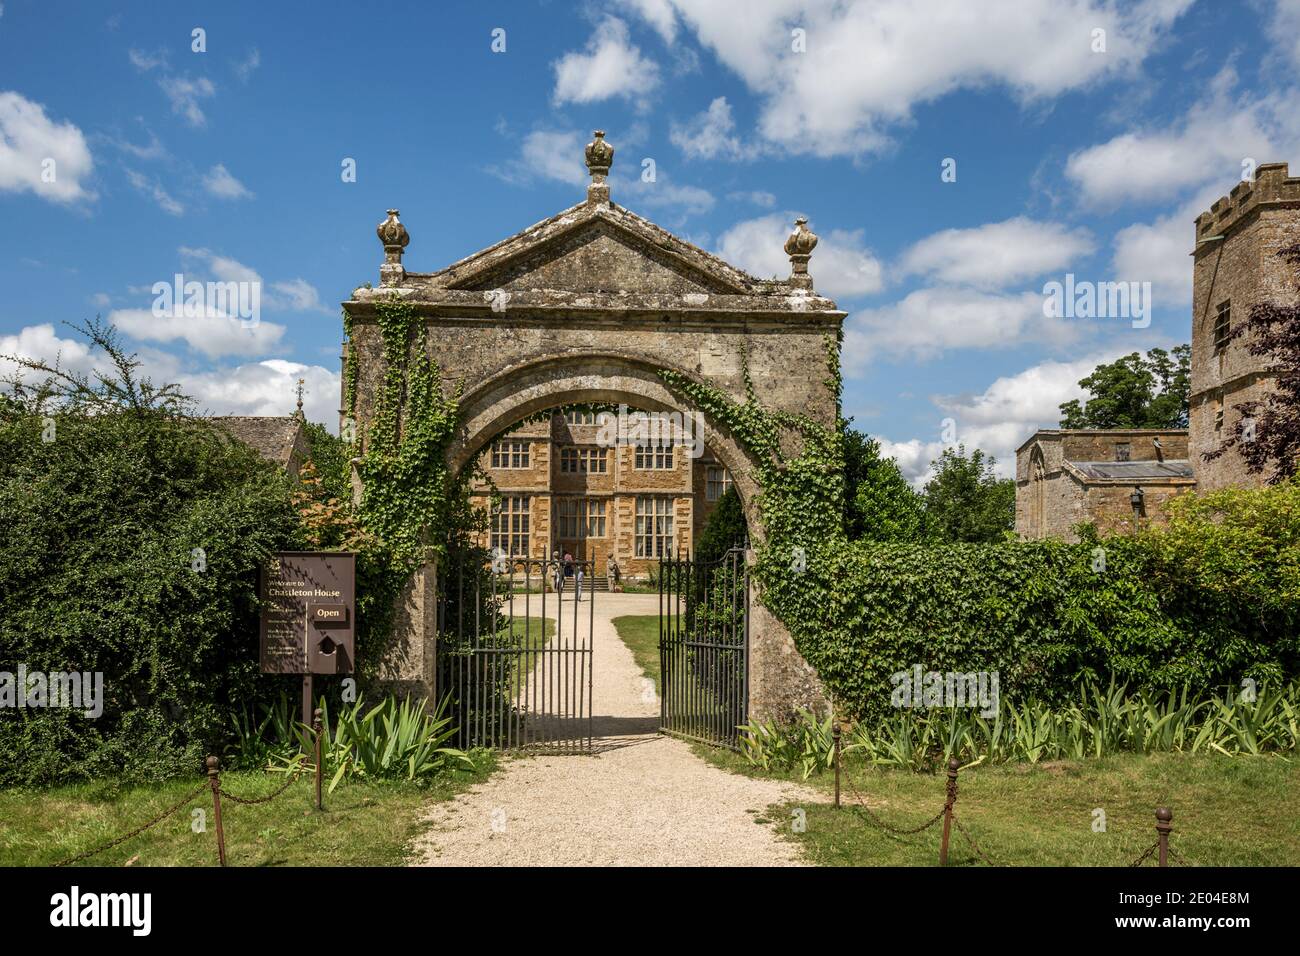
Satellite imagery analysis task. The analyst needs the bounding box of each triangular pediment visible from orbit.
[427,203,756,296]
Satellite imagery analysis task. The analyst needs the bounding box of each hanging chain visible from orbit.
[219,768,305,805]
[838,758,948,835]
[52,780,210,868]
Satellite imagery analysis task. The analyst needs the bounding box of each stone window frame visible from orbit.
[1114,442,1131,462]
[490,495,531,556]
[559,445,609,473]
[490,440,530,469]
[1213,300,1231,354]
[563,409,612,426]
[634,442,674,470]
[557,497,606,538]
[635,495,674,557]
[706,465,732,501]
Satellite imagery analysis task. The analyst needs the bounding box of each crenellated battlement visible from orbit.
[1195,162,1300,241]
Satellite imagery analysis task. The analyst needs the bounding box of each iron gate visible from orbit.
[437,555,594,753]
[658,548,749,750]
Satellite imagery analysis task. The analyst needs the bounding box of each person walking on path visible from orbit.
[606,554,621,593]
[563,551,581,602]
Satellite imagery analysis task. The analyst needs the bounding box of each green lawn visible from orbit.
[612,613,672,693]
[611,613,1300,867]
[700,746,1300,867]
[0,755,496,867]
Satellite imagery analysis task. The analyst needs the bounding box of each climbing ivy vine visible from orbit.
[657,333,848,677]
[337,299,480,672]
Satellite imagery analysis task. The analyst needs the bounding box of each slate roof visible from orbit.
[210,416,305,469]
[1070,460,1195,480]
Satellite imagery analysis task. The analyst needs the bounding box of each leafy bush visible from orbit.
[762,481,1300,724]
[0,406,302,785]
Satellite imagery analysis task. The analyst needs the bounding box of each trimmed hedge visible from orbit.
[760,483,1300,724]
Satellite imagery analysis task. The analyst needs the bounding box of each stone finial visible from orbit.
[785,216,818,290]
[377,209,409,286]
[585,130,614,204]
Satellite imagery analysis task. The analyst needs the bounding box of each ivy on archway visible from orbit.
[656,333,848,671]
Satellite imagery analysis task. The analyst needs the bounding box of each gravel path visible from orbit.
[411,591,815,866]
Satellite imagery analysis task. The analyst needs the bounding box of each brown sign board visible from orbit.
[259,552,356,675]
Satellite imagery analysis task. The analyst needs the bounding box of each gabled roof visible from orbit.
[417,199,762,296]
[348,137,843,321]
[211,416,307,471]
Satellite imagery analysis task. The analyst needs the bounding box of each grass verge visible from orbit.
[697,744,1300,866]
[0,753,496,867]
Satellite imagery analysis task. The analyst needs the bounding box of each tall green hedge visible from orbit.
[762,488,1300,724]
[0,408,302,785]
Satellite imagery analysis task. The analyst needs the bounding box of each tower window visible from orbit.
[1213,301,1231,354]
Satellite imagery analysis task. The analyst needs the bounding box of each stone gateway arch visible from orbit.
[342,132,843,728]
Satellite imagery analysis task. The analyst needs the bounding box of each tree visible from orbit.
[842,424,924,542]
[1206,243,1300,483]
[0,320,301,784]
[696,486,747,564]
[1058,345,1190,428]
[922,445,1015,543]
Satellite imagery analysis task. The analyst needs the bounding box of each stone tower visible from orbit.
[1190,162,1300,489]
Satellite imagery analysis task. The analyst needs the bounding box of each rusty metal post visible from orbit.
[939,757,959,866]
[1155,807,1172,867]
[832,722,841,809]
[206,756,226,867]
[313,707,324,811]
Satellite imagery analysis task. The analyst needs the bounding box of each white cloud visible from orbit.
[129,49,215,127]
[715,212,884,298]
[616,0,678,42]
[233,48,261,83]
[0,323,100,382]
[202,163,253,199]
[183,360,339,425]
[899,217,1095,289]
[670,96,759,160]
[128,48,166,72]
[553,17,660,106]
[178,246,259,283]
[159,75,215,127]
[109,307,285,359]
[1267,0,1300,67]
[844,287,1075,369]
[1,321,339,428]
[125,168,184,215]
[727,189,776,207]
[617,174,715,214]
[1065,66,1300,206]
[0,91,95,204]
[109,128,167,161]
[90,292,111,308]
[494,128,587,187]
[642,0,1192,157]
[270,277,328,313]
[179,247,328,313]
[874,353,1117,484]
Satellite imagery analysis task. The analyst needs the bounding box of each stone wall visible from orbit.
[348,163,841,723]
[1191,162,1300,489]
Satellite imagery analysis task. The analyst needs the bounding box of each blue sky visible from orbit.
[2,0,1298,482]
